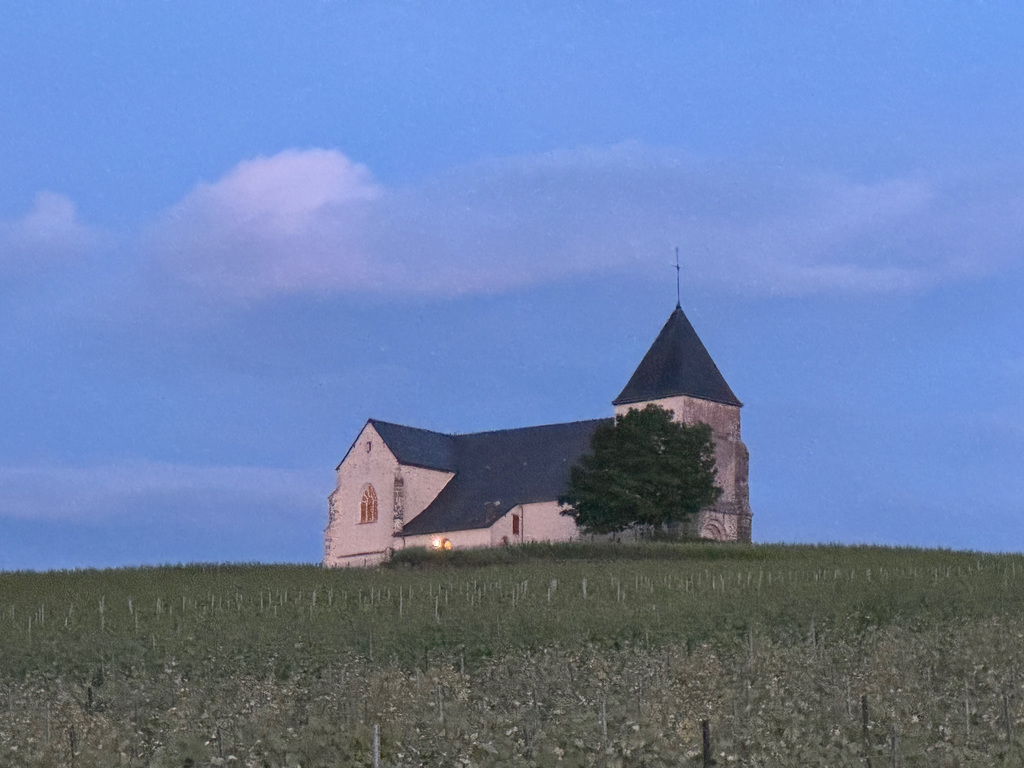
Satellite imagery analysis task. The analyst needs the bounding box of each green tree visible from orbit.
[559,404,721,535]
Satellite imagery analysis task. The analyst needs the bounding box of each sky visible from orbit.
[2,3,1023,570]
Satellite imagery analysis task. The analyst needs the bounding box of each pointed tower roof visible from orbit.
[613,307,742,407]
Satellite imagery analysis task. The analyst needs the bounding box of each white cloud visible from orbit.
[148,145,1024,299]
[0,192,103,275]
[149,149,384,299]
[0,462,325,523]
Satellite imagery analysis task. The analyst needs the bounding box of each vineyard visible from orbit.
[3,542,1024,766]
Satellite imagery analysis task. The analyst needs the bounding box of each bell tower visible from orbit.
[613,307,752,542]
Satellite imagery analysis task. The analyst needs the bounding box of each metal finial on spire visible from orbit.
[674,246,681,309]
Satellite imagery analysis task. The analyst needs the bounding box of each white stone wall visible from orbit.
[400,465,455,525]
[489,501,579,545]
[402,501,580,552]
[324,422,454,567]
[401,527,493,551]
[488,505,521,545]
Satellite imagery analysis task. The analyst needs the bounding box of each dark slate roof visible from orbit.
[371,418,611,537]
[369,419,456,472]
[613,306,742,408]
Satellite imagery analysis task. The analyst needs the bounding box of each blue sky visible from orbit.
[2,3,1023,570]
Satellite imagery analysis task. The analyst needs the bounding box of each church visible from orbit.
[324,304,752,567]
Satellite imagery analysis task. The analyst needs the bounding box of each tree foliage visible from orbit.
[559,404,721,535]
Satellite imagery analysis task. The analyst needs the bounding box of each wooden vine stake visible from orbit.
[701,719,716,767]
[890,707,901,768]
[861,694,873,768]
[964,679,970,741]
[1004,690,1013,743]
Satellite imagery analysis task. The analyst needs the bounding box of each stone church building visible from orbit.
[324,305,751,567]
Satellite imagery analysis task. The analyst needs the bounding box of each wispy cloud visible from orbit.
[0,462,325,523]
[0,192,105,276]
[4,150,1021,302]
[144,145,1024,300]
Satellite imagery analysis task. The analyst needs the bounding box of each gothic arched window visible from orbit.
[360,485,378,524]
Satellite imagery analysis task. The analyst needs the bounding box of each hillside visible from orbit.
[3,542,1024,765]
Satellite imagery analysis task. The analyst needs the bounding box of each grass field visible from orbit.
[3,542,1024,766]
